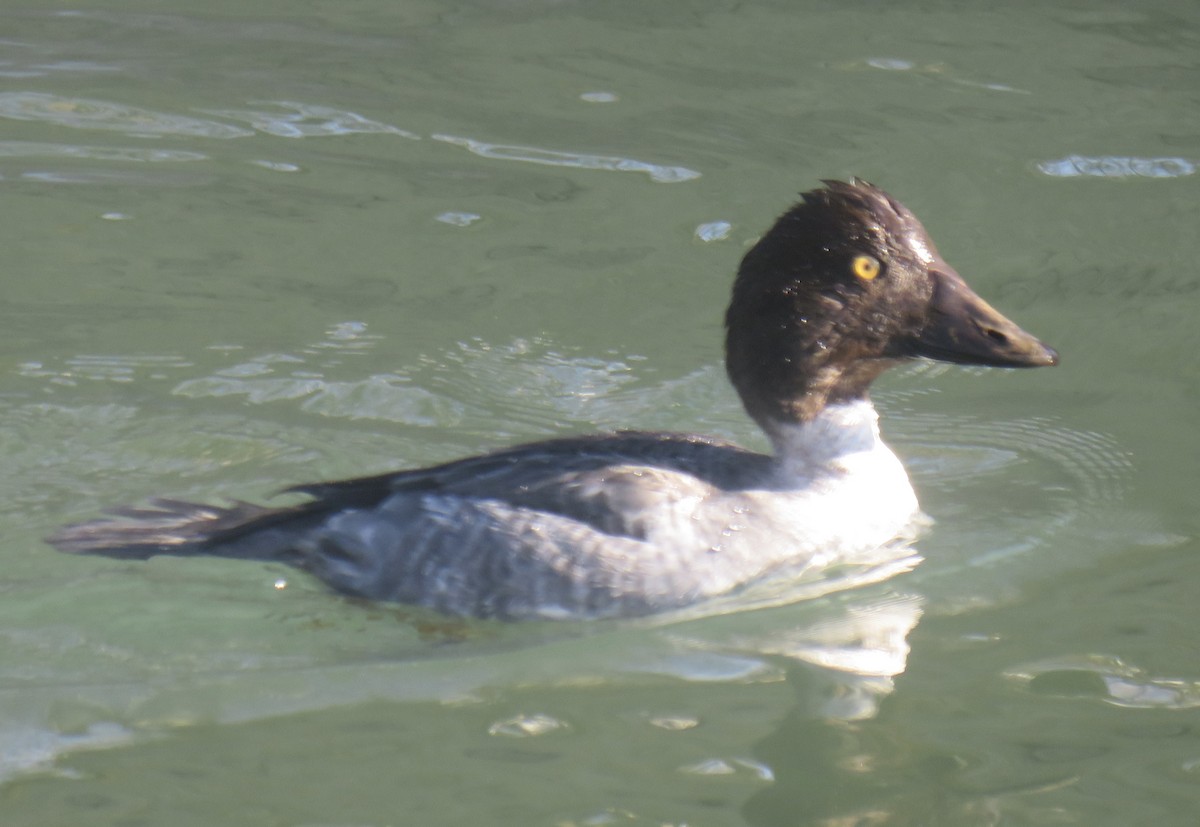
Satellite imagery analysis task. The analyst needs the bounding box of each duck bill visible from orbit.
[907,268,1059,368]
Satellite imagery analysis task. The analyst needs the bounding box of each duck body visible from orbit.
[272,400,915,619]
[50,180,1057,620]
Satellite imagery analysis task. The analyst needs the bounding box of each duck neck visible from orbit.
[762,398,884,477]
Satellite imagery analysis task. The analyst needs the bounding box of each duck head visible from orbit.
[725,179,1057,431]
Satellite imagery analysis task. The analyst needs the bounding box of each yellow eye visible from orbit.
[852,254,881,281]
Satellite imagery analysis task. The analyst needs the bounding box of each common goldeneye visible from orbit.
[50,180,1057,620]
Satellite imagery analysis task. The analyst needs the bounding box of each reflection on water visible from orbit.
[0,576,926,786]
[0,325,1138,788]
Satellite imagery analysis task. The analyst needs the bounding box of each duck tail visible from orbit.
[47,497,297,561]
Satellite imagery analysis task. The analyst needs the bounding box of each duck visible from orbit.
[49,179,1058,620]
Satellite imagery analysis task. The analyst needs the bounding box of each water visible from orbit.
[2,1,1199,824]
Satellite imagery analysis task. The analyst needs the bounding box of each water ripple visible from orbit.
[203,101,419,139]
[487,712,567,737]
[0,92,253,138]
[678,757,774,781]
[901,412,1132,506]
[0,59,121,78]
[0,721,134,785]
[1038,155,1195,178]
[435,211,482,227]
[0,93,700,189]
[18,354,194,385]
[0,140,206,163]
[431,133,701,183]
[850,57,1031,94]
[1009,655,1200,710]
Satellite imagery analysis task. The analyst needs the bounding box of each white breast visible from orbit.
[766,399,919,556]
[632,400,921,600]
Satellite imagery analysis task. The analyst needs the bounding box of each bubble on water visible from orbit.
[694,221,732,242]
[435,211,482,227]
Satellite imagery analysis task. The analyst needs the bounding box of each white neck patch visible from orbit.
[767,399,885,478]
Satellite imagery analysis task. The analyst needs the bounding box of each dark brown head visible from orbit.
[724,179,1057,433]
